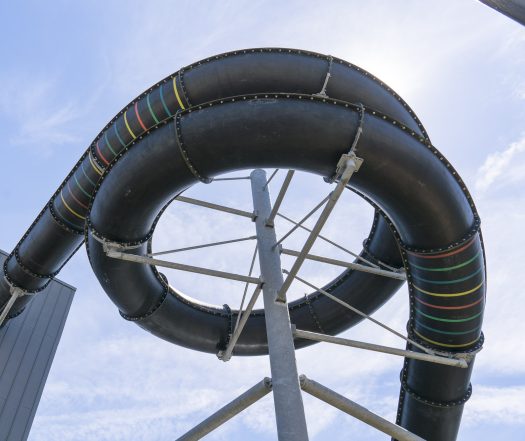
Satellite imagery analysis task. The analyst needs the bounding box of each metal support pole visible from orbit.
[277,153,362,302]
[250,169,310,441]
[176,378,273,441]
[299,375,425,441]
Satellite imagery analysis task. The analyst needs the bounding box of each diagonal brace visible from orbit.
[0,286,24,328]
[176,378,272,441]
[276,153,363,302]
[105,249,260,285]
[218,283,263,362]
[280,248,406,280]
[299,375,425,441]
[293,328,467,368]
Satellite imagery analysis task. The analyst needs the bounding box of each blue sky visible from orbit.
[0,1,524,440]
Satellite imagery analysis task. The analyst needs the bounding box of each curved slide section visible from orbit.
[2,49,422,326]
[0,49,485,440]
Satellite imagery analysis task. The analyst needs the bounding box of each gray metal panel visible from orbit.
[0,250,75,441]
[480,0,525,26]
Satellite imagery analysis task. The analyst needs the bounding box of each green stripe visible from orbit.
[73,174,91,199]
[147,93,160,124]
[412,266,483,285]
[114,123,126,148]
[411,252,480,272]
[159,84,172,117]
[415,308,482,323]
[415,320,481,336]
[104,132,117,156]
[81,163,96,187]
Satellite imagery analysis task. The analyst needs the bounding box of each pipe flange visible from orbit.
[401,379,473,408]
[119,288,169,321]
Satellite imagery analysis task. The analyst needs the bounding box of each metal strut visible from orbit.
[175,378,273,441]
[285,271,437,356]
[0,286,24,328]
[277,152,363,302]
[299,375,425,441]
[250,168,309,441]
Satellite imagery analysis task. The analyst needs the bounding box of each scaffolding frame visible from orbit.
[106,166,468,441]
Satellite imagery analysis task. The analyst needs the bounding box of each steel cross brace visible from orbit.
[277,152,363,302]
[175,375,425,441]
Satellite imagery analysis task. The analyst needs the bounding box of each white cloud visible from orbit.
[464,385,525,425]
[0,75,81,153]
[475,135,525,192]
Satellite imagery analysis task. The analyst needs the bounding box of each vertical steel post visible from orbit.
[250,169,310,441]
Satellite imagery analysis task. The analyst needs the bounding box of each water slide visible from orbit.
[0,49,485,440]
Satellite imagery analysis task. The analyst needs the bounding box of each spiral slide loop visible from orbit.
[0,49,485,440]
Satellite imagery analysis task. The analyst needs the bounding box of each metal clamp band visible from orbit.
[400,378,473,408]
[174,113,212,184]
[119,288,169,321]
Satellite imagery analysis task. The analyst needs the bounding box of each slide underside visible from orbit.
[1,49,486,440]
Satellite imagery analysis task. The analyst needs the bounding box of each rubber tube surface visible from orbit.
[1,49,486,440]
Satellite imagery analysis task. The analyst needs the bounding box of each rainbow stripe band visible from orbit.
[415,320,481,336]
[124,111,137,139]
[60,191,85,220]
[54,204,83,229]
[134,102,147,131]
[411,266,483,285]
[81,163,96,187]
[114,123,126,148]
[415,296,483,310]
[173,77,185,109]
[67,181,88,210]
[413,281,484,297]
[410,252,480,272]
[415,308,482,323]
[407,236,477,259]
[89,152,103,175]
[96,142,110,166]
[159,84,172,117]
[146,94,160,124]
[104,133,117,156]
[73,174,91,199]
[414,330,481,348]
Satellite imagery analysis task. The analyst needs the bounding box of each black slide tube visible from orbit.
[0,49,485,440]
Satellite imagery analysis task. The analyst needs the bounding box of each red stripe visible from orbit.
[408,236,477,259]
[415,296,483,310]
[96,142,110,166]
[135,102,147,132]
[67,181,89,210]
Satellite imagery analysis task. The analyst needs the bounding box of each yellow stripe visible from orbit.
[124,111,136,139]
[413,281,484,297]
[173,77,185,109]
[60,191,85,219]
[414,330,480,348]
[89,152,103,175]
